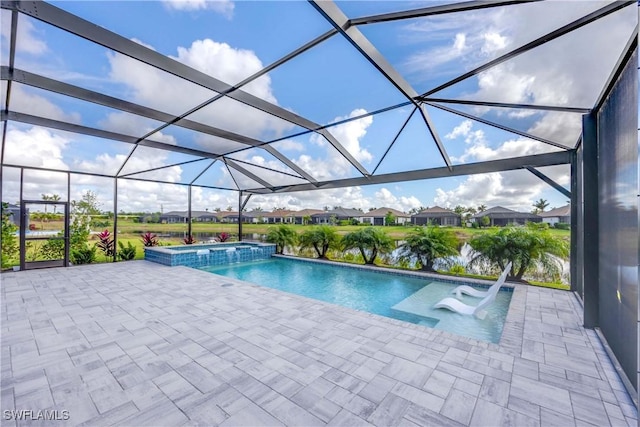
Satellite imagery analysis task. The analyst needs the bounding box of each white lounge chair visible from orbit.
[452,261,512,298]
[434,262,512,320]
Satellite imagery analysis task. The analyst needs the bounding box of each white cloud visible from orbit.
[374,188,421,212]
[445,120,472,140]
[1,12,47,55]
[163,0,234,18]
[3,127,69,170]
[11,85,81,124]
[100,113,177,144]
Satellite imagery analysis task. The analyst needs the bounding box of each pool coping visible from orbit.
[272,254,516,292]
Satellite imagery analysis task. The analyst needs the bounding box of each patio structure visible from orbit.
[0,1,638,425]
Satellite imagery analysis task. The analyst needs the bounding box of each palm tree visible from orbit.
[299,226,341,259]
[468,224,568,281]
[533,198,549,213]
[266,224,298,255]
[477,204,487,212]
[50,194,61,214]
[397,226,459,272]
[342,227,394,265]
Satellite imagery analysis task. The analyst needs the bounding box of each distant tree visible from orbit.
[214,207,222,212]
[302,215,312,226]
[384,211,396,226]
[50,194,61,213]
[342,227,394,265]
[533,199,549,213]
[266,224,298,255]
[477,204,487,212]
[397,226,459,272]
[409,206,427,215]
[369,207,377,212]
[323,206,330,211]
[299,226,341,259]
[329,215,337,226]
[481,216,491,227]
[252,207,263,212]
[453,205,466,216]
[226,206,233,211]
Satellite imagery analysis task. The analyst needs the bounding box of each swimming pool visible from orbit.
[200,258,513,343]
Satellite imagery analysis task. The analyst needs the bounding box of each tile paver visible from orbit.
[1,261,637,426]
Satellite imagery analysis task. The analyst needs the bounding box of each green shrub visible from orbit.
[554,222,570,230]
[117,241,137,261]
[71,245,96,265]
[448,264,466,275]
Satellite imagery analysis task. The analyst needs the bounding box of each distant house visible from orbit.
[312,208,363,224]
[262,210,294,224]
[286,209,324,225]
[4,203,21,228]
[411,206,461,226]
[360,207,410,226]
[472,206,541,226]
[539,205,571,225]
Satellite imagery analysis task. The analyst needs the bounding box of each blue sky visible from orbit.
[1,1,635,213]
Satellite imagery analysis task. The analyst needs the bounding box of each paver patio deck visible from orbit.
[1,261,637,426]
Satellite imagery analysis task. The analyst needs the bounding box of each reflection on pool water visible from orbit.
[200,258,513,343]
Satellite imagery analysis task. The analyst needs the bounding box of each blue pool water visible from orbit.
[200,258,513,343]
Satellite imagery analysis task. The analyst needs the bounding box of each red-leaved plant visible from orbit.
[183,235,196,244]
[141,232,159,247]
[218,232,230,242]
[96,229,115,258]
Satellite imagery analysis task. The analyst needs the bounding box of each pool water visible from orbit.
[200,258,513,343]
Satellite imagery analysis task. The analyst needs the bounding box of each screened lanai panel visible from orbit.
[316,105,417,174]
[224,160,309,188]
[427,105,563,167]
[1,167,21,204]
[372,108,446,175]
[13,13,219,116]
[190,187,236,214]
[2,123,134,176]
[52,1,333,77]
[185,96,306,143]
[428,102,584,148]
[427,4,636,108]
[357,1,613,96]
[117,179,187,215]
[148,124,252,156]
[264,34,407,126]
[1,80,7,110]
[336,1,451,19]
[227,164,269,191]
[8,82,169,137]
[119,146,211,183]
[190,160,237,190]
[270,132,367,182]
[227,147,308,179]
[22,169,67,201]
[0,9,9,66]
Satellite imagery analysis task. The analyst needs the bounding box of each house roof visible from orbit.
[539,205,571,217]
[262,210,294,218]
[412,206,458,217]
[312,208,363,217]
[287,209,324,217]
[472,206,540,219]
[363,207,409,218]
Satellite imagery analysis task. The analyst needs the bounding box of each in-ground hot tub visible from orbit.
[144,242,276,268]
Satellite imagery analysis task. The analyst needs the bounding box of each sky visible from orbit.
[0,1,635,214]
